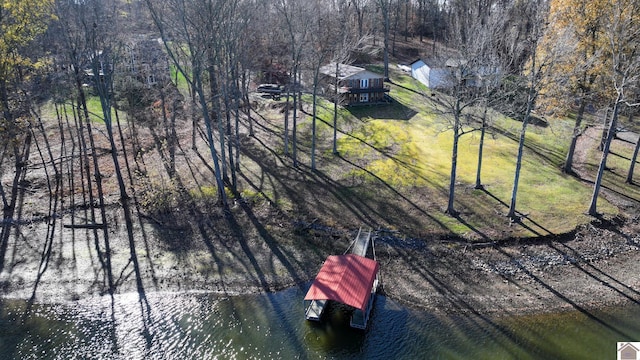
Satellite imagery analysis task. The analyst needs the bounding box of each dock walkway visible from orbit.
[350,228,372,257]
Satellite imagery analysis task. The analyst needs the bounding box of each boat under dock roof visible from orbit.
[303,254,379,311]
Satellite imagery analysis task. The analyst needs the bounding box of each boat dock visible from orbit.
[303,227,379,330]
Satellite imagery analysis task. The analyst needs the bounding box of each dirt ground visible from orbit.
[1,94,639,318]
[1,194,638,317]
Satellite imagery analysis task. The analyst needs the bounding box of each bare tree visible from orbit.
[588,0,640,215]
[295,0,333,170]
[276,0,309,166]
[330,2,368,155]
[145,0,230,206]
[439,1,503,215]
[505,1,552,221]
[538,0,609,174]
[378,0,391,80]
[52,0,124,293]
[626,112,639,184]
[350,0,371,39]
[307,0,365,168]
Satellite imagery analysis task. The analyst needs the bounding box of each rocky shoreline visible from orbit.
[1,207,638,319]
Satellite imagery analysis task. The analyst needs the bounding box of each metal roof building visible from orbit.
[304,254,379,329]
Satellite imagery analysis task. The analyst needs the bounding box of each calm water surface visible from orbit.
[0,286,639,359]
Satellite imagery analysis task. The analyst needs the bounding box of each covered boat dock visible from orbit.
[303,253,379,329]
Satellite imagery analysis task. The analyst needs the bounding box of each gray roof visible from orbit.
[412,58,467,69]
[319,63,366,80]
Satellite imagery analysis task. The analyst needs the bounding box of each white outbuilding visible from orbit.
[409,59,452,89]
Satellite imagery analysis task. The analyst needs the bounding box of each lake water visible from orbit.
[1,286,639,359]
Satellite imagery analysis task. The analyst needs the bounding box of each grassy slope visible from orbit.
[52,60,632,242]
[288,67,623,240]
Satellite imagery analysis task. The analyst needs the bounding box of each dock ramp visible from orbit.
[350,228,372,257]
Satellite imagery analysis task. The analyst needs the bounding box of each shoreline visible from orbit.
[1,212,638,319]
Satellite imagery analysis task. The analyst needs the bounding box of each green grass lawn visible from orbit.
[39,94,119,125]
[84,95,120,123]
[170,64,190,95]
[305,67,622,238]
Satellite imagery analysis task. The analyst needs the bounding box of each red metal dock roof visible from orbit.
[304,254,379,311]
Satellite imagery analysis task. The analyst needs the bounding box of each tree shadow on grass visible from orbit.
[346,100,417,122]
[469,179,640,314]
[490,124,565,166]
[238,125,450,256]
[334,155,448,232]
[386,79,430,98]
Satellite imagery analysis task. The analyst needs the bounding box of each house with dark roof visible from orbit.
[319,63,390,105]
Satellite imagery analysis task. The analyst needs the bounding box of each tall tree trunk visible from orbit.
[475,106,488,190]
[30,123,60,294]
[354,2,364,39]
[599,107,610,151]
[333,62,339,155]
[446,99,461,215]
[208,62,228,183]
[234,90,241,177]
[105,102,147,297]
[242,70,254,136]
[563,97,587,174]
[75,70,114,294]
[507,90,535,220]
[94,53,141,297]
[404,0,409,41]
[507,115,530,220]
[589,97,621,215]
[114,107,136,197]
[418,0,424,42]
[382,0,390,80]
[195,73,228,206]
[191,77,199,150]
[284,87,290,155]
[0,134,31,273]
[224,84,237,191]
[627,133,640,184]
[159,86,176,177]
[392,0,399,57]
[70,101,89,229]
[311,70,320,170]
[60,104,79,233]
[292,69,299,167]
